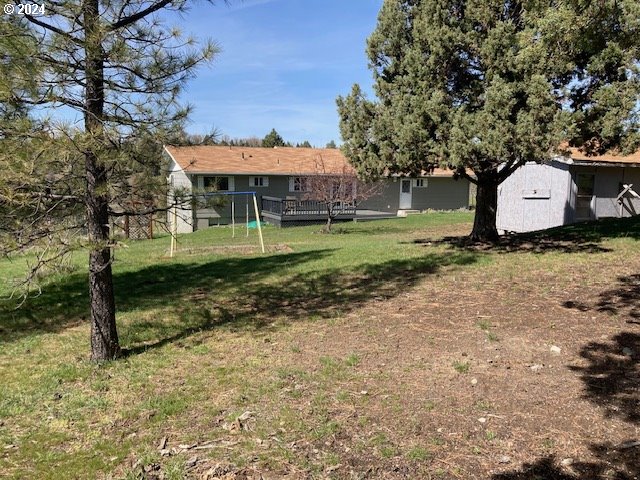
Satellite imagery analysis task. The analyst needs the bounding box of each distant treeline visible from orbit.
[171,127,337,149]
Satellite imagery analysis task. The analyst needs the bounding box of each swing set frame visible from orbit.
[170,191,265,256]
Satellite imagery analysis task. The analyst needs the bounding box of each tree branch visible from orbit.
[109,0,175,31]
[457,169,477,185]
[22,12,82,45]
[497,158,524,184]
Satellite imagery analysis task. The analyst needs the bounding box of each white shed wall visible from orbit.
[498,161,640,234]
[497,161,572,233]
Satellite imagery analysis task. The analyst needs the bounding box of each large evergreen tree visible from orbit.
[262,128,286,148]
[337,0,640,242]
[0,1,217,360]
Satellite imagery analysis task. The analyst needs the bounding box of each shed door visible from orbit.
[521,164,552,232]
[575,174,595,220]
[399,179,412,209]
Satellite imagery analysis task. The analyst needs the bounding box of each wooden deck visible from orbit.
[261,196,357,227]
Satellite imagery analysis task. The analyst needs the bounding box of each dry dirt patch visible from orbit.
[131,247,638,479]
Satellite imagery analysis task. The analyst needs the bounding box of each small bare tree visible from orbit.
[304,155,382,233]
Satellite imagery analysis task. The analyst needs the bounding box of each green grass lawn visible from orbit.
[0,211,638,479]
[0,212,476,347]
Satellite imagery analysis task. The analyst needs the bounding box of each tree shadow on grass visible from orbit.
[563,273,640,323]
[413,216,640,254]
[497,275,640,480]
[121,250,478,356]
[595,274,640,322]
[492,448,639,480]
[563,274,640,423]
[0,249,333,344]
[569,332,639,423]
[0,248,478,356]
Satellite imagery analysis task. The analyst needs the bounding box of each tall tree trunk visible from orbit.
[84,0,120,361]
[470,177,499,243]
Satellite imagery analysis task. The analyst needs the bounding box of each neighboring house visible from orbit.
[497,148,640,233]
[165,145,471,232]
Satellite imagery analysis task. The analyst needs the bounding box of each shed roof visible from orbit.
[564,147,640,166]
[164,145,456,177]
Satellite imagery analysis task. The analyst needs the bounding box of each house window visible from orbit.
[204,176,230,191]
[289,176,310,192]
[249,176,269,187]
[329,178,357,200]
[415,179,428,188]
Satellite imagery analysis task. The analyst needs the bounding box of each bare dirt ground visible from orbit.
[177,244,639,480]
[322,273,638,479]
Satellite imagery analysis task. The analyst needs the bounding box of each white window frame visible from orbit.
[414,178,428,188]
[289,176,310,192]
[249,176,269,187]
[199,175,235,192]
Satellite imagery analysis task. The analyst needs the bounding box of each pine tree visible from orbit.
[1,1,217,360]
[262,128,286,148]
[338,0,640,242]
[0,18,38,123]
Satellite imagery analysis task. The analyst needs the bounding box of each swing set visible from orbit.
[170,191,265,257]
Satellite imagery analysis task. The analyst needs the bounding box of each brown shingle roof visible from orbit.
[165,145,354,175]
[165,145,456,177]
[567,147,640,165]
[166,145,640,177]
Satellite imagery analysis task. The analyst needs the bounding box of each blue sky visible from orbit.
[171,0,383,146]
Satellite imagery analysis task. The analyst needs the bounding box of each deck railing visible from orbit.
[261,196,356,218]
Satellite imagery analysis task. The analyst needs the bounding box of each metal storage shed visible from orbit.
[497,149,640,233]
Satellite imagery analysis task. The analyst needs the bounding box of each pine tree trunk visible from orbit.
[86,148,120,360]
[85,0,120,361]
[470,178,499,243]
[88,241,120,361]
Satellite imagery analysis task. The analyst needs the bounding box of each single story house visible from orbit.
[165,145,471,232]
[496,148,640,233]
